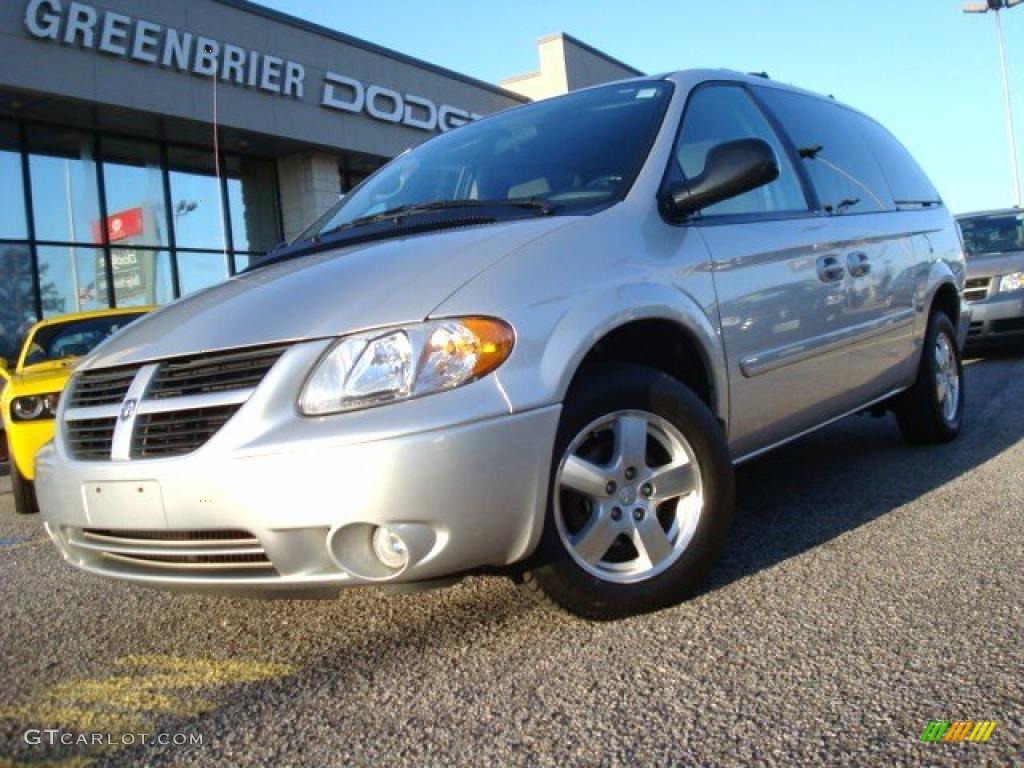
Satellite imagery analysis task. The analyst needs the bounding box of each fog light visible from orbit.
[372,526,409,570]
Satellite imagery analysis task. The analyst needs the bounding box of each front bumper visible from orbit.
[35,340,561,596]
[965,292,1024,344]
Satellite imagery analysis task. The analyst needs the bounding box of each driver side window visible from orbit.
[676,85,808,217]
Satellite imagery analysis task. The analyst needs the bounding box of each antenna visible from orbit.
[209,44,228,263]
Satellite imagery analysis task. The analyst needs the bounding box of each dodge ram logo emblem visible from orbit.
[120,399,137,421]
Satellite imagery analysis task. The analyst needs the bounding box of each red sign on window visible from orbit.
[93,207,144,243]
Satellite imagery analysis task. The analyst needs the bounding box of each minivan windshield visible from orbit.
[959,211,1024,256]
[300,81,674,241]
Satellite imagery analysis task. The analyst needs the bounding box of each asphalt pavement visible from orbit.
[0,351,1022,767]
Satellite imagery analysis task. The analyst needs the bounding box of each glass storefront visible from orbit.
[0,119,282,362]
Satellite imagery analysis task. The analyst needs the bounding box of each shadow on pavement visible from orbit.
[706,351,1023,592]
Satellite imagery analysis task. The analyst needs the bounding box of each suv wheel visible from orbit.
[522,364,734,620]
[894,310,964,445]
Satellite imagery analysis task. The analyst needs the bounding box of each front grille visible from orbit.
[964,277,991,303]
[131,404,242,459]
[66,417,118,459]
[74,528,274,572]
[147,345,288,399]
[63,345,288,461]
[68,367,139,407]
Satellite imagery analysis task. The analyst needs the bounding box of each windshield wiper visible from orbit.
[255,198,559,271]
[337,198,557,232]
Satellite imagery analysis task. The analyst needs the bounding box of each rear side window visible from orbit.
[674,84,808,217]
[755,87,893,215]
[855,116,942,208]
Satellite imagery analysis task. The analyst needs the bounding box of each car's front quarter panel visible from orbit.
[430,201,727,422]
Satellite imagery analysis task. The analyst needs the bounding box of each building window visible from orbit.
[0,121,27,239]
[168,146,227,251]
[2,119,282,359]
[101,138,168,248]
[226,155,280,253]
[27,126,102,244]
[36,245,110,316]
[111,247,174,307]
[177,250,230,297]
[0,244,36,362]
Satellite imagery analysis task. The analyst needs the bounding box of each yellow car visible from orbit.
[0,307,153,514]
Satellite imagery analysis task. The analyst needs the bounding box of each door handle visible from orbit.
[816,254,845,283]
[846,251,871,277]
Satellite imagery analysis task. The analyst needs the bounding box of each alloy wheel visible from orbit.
[553,409,704,584]
[934,333,960,423]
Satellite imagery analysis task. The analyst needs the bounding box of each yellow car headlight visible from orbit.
[11,393,60,422]
[299,317,515,416]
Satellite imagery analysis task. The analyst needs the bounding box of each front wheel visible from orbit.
[8,441,39,515]
[522,364,734,620]
[893,311,964,445]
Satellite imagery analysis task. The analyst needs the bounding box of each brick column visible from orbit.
[276,151,341,242]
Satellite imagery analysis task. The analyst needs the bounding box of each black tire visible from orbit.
[8,444,39,516]
[894,310,964,445]
[522,363,734,620]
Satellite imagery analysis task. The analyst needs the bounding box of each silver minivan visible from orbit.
[36,70,968,619]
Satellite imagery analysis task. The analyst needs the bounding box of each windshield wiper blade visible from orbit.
[342,198,557,230]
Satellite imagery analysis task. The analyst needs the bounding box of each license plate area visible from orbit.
[82,481,166,528]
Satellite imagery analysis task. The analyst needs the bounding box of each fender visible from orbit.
[539,281,729,425]
[910,250,967,368]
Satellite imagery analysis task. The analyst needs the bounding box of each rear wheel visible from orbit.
[8,440,39,515]
[522,364,734,620]
[894,311,964,445]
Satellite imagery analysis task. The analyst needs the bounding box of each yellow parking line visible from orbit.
[1,655,295,765]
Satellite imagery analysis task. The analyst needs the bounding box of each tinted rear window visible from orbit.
[755,87,893,215]
[856,116,941,207]
[958,212,1024,256]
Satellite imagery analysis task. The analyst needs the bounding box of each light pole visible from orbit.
[964,0,1024,207]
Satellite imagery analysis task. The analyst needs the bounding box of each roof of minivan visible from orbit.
[955,207,1023,219]
[665,68,841,99]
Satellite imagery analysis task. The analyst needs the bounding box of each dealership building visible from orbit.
[0,0,639,362]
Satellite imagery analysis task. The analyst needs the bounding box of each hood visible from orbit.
[7,362,74,395]
[82,218,575,370]
[965,249,1024,281]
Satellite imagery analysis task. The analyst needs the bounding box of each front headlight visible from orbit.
[11,393,60,422]
[998,272,1024,293]
[299,317,515,415]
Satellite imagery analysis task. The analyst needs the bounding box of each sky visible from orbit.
[259,0,1024,215]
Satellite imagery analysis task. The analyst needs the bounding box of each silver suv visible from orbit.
[957,208,1024,344]
[36,71,968,619]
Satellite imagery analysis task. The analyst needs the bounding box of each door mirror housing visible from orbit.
[0,357,9,383]
[663,138,780,219]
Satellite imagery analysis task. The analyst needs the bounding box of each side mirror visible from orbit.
[0,357,9,383]
[664,138,780,218]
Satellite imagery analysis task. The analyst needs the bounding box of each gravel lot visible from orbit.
[1,352,1022,767]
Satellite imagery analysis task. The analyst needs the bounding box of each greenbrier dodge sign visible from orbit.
[23,0,482,132]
